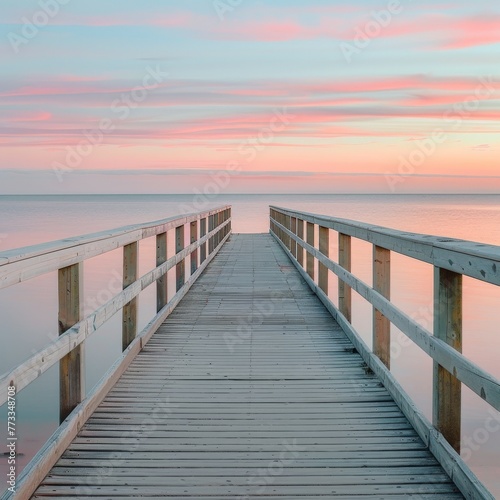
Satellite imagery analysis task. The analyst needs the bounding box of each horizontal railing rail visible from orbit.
[270,205,496,500]
[0,205,231,500]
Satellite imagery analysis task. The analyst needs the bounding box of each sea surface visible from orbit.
[1,193,500,496]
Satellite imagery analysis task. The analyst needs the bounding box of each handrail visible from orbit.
[1,206,231,500]
[270,205,495,500]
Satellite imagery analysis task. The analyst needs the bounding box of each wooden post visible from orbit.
[208,215,214,254]
[339,233,352,322]
[433,267,462,453]
[319,226,329,295]
[156,232,168,312]
[373,245,390,368]
[190,221,198,275]
[286,215,291,251]
[122,242,138,351]
[296,219,304,267]
[176,225,185,292]
[290,217,297,258]
[58,263,84,423]
[306,222,315,280]
[200,218,207,263]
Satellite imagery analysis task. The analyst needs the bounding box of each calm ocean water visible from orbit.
[1,193,500,496]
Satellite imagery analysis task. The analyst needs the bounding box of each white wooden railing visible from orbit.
[0,205,231,499]
[270,205,498,500]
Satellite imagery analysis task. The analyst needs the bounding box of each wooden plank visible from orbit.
[58,263,84,424]
[339,233,352,322]
[122,242,138,351]
[373,245,391,368]
[433,267,462,453]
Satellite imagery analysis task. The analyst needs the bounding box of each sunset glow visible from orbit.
[1,0,499,193]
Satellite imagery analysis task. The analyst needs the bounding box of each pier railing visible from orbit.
[0,205,231,498]
[270,205,498,500]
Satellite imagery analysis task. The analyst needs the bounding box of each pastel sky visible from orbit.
[1,0,500,194]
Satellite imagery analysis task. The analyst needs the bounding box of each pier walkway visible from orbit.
[2,205,499,498]
[32,234,460,498]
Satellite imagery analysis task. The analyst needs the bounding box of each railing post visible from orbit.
[156,232,167,312]
[286,215,291,251]
[318,226,329,295]
[190,221,198,275]
[306,222,315,280]
[296,219,304,267]
[58,263,84,423]
[176,225,185,292]
[290,217,297,258]
[208,215,214,253]
[338,233,352,322]
[433,267,462,453]
[122,242,138,351]
[200,218,207,263]
[373,245,390,368]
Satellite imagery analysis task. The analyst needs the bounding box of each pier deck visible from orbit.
[32,234,462,498]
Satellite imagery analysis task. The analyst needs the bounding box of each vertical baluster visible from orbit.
[123,242,138,351]
[59,263,84,423]
[296,219,304,267]
[156,232,168,312]
[433,267,462,453]
[200,218,207,263]
[190,221,198,275]
[373,245,390,368]
[176,225,185,291]
[306,222,315,280]
[338,233,352,322]
[319,226,329,294]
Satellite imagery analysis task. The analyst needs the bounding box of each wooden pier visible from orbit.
[1,205,499,499]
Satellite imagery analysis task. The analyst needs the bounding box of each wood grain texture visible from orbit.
[32,234,462,499]
[433,267,463,453]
